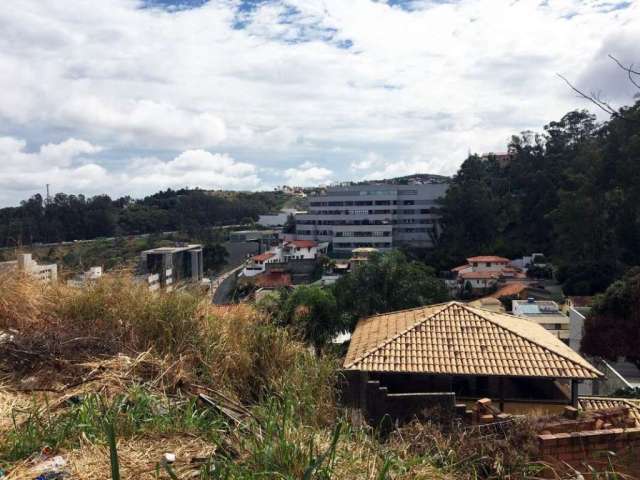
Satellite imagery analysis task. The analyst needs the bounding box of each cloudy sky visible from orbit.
[0,0,638,206]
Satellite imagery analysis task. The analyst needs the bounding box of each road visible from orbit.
[211,264,245,304]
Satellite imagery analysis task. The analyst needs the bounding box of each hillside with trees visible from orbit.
[431,101,640,295]
[0,188,288,248]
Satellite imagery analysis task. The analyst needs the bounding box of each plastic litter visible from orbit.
[32,455,68,480]
[163,452,176,463]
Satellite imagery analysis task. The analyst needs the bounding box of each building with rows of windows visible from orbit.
[294,181,448,252]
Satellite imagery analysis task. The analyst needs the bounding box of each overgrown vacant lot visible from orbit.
[0,274,632,479]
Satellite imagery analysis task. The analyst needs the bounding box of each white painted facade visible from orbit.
[67,266,103,288]
[0,254,58,283]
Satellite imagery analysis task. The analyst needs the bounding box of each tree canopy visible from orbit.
[432,102,640,295]
[0,189,288,247]
[333,250,449,327]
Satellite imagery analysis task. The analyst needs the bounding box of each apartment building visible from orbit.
[295,182,448,251]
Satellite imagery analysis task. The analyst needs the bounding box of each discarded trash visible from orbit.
[32,455,68,479]
[164,452,176,463]
[35,473,67,480]
[0,467,5,477]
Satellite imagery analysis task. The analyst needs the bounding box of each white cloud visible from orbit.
[284,162,333,186]
[0,137,262,205]
[0,0,638,204]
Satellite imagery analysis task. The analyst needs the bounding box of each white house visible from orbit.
[448,256,524,293]
[242,252,280,277]
[281,240,326,260]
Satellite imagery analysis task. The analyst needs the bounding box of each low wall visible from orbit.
[538,428,640,465]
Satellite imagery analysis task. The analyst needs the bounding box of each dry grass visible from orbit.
[5,434,213,480]
[0,273,337,409]
[2,273,633,479]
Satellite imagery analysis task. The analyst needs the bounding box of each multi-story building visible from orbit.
[295,182,448,252]
[140,244,204,291]
[0,253,58,283]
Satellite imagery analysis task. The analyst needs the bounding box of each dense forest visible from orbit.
[0,189,288,247]
[430,101,640,295]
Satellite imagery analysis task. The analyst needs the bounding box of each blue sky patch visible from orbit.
[141,0,209,11]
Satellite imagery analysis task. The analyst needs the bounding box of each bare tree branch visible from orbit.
[556,73,618,116]
[608,54,640,90]
[557,54,639,123]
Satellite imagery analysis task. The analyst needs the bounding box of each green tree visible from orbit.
[333,250,449,327]
[581,267,640,368]
[279,285,343,352]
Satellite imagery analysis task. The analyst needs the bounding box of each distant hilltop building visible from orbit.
[295,181,448,252]
[0,253,57,283]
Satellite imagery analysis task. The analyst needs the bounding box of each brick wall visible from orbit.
[538,428,640,464]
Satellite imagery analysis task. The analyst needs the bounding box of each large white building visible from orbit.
[0,253,58,283]
[294,181,448,252]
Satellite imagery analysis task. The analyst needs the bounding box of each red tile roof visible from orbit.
[467,256,511,263]
[488,282,528,298]
[286,240,318,249]
[252,252,276,262]
[344,302,602,379]
[451,264,471,272]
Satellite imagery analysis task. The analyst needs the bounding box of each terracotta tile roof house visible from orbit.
[345,302,600,379]
[343,302,602,413]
